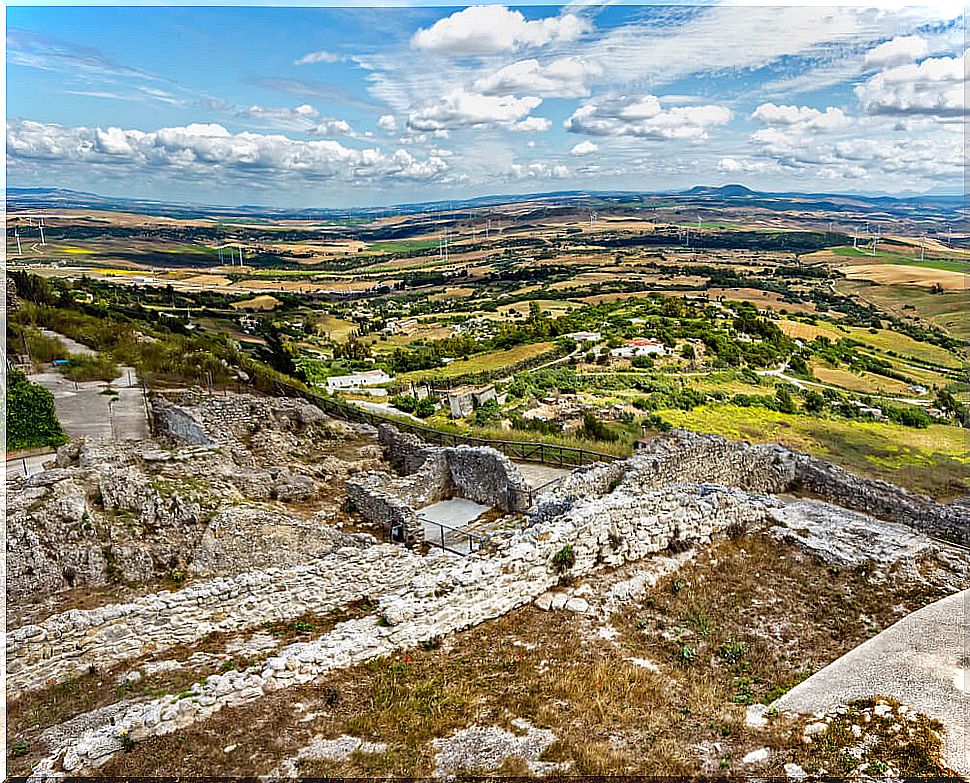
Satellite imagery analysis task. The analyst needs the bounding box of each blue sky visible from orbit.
[6,2,966,207]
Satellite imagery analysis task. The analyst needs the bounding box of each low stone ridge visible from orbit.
[536,429,970,545]
[6,543,414,697]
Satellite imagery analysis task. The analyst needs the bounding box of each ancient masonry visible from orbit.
[9,396,970,775]
[346,425,533,545]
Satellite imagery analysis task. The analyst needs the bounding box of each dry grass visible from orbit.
[94,535,953,778]
[5,606,377,777]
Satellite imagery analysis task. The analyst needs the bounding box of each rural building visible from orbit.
[565,331,601,343]
[383,318,418,335]
[447,384,502,418]
[611,338,668,358]
[326,369,392,392]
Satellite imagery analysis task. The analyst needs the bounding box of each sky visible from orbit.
[5,2,967,207]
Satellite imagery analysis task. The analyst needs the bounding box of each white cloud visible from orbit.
[377,114,398,133]
[411,6,589,56]
[236,103,320,130]
[407,88,542,131]
[571,140,598,156]
[6,119,450,184]
[751,103,852,132]
[747,121,962,183]
[294,50,343,66]
[855,50,967,117]
[863,35,929,69]
[509,116,551,132]
[566,94,732,142]
[473,57,602,98]
[508,161,569,179]
[311,118,354,136]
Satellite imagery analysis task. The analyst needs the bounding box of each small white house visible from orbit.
[326,369,392,392]
[565,331,601,344]
[611,339,667,358]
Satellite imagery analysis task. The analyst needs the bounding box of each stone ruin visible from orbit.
[345,425,533,546]
[7,392,970,777]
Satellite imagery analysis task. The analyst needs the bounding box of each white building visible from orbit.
[610,339,668,358]
[565,331,602,344]
[326,369,392,392]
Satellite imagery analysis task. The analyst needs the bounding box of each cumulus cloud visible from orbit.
[863,35,929,69]
[855,50,967,117]
[571,140,598,156]
[377,114,397,133]
[311,118,354,136]
[751,103,852,132]
[407,88,543,131]
[473,57,602,98]
[412,6,589,55]
[509,116,551,132]
[508,161,569,179]
[565,94,732,142]
[294,50,343,66]
[747,121,962,183]
[6,119,450,184]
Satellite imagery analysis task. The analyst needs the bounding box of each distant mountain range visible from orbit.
[7,185,965,221]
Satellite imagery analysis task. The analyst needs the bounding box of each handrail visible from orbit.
[417,513,485,555]
[268,378,621,468]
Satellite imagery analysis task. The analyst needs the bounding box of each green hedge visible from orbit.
[6,370,68,451]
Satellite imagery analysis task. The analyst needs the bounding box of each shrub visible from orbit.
[414,397,436,418]
[6,370,68,451]
[552,544,576,573]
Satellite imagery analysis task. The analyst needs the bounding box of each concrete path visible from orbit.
[28,331,149,443]
[773,589,970,776]
[516,462,570,492]
[5,452,54,479]
[419,498,491,554]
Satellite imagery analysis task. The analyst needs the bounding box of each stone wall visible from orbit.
[345,476,425,547]
[378,425,433,474]
[6,545,423,697]
[538,429,968,545]
[26,478,769,775]
[792,455,970,545]
[445,445,531,512]
[350,427,534,542]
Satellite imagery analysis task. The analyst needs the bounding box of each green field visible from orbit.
[400,341,557,381]
[365,239,440,255]
[659,403,969,499]
[832,245,969,273]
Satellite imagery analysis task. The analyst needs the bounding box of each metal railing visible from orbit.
[269,378,620,469]
[418,515,486,556]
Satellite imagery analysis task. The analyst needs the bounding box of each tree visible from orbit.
[775,386,797,414]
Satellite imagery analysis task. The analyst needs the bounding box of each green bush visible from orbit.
[552,544,576,574]
[59,353,120,383]
[6,370,68,451]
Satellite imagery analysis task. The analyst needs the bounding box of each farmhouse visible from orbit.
[565,330,602,344]
[611,338,667,358]
[326,369,392,392]
[447,384,502,418]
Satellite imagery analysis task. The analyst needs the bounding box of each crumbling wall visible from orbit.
[345,475,426,547]
[540,429,968,545]
[792,455,970,545]
[354,427,534,540]
[445,445,532,512]
[378,424,434,474]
